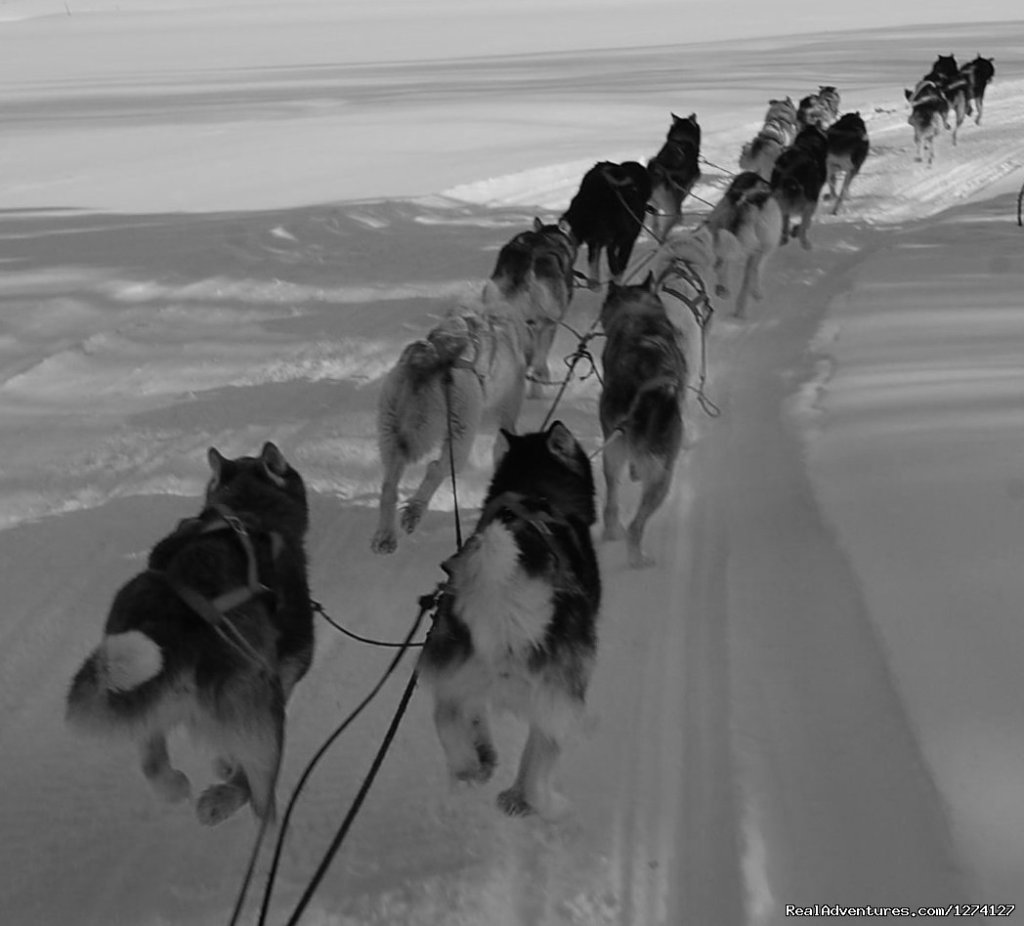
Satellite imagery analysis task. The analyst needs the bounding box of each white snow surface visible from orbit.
[1,7,1024,926]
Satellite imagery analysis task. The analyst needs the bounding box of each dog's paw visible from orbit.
[400,501,425,535]
[370,529,397,554]
[497,787,535,818]
[800,238,813,252]
[154,769,192,804]
[451,741,497,784]
[196,783,249,826]
[627,542,656,569]
[602,521,625,542]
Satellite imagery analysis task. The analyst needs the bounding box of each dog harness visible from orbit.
[150,503,284,672]
[442,491,585,596]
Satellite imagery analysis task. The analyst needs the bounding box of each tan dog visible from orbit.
[371,301,534,554]
[707,172,783,316]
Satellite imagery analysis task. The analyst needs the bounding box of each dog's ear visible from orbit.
[207,447,228,494]
[208,447,227,477]
[688,112,697,122]
[545,421,584,473]
[557,217,574,240]
[260,442,289,487]
[533,216,544,232]
[499,428,519,447]
[904,88,912,100]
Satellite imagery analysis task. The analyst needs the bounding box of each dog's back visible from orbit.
[66,443,312,824]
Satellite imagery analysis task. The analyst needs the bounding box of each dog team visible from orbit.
[906,53,996,165]
[64,60,995,830]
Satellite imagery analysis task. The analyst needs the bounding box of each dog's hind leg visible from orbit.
[606,239,633,285]
[497,725,567,820]
[734,251,764,319]
[627,458,674,569]
[434,696,497,784]
[401,388,480,536]
[601,431,628,542]
[197,681,284,826]
[831,169,857,215]
[430,663,496,784]
[139,732,191,803]
[371,449,406,554]
[527,320,558,400]
[585,243,602,291]
[797,204,816,251]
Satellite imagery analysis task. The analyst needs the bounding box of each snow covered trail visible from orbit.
[3,18,1024,926]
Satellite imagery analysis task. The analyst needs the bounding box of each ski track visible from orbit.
[2,34,1024,926]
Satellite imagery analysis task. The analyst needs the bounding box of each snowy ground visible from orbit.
[1,7,1024,926]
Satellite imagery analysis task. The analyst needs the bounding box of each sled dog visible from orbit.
[561,160,652,290]
[925,54,960,88]
[824,112,870,214]
[653,223,719,359]
[740,97,799,180]
[485,218,578,397]
[418,421,600,819]
[770,125,828,250]
[371,302,533,554]
[960,55,995,125]
[905,79,951,130]
[598,275,687,567]
[906,93,946,167]
[706,171,783,315]
[66,443,314,826]
[816,86,841,124]
[646,113,702,241]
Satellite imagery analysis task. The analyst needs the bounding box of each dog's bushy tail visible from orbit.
[66,631,164,734]
[625,380,684,473]
[490,240,533,299]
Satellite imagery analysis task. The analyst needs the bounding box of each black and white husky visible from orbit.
[824,112,870,214]
[66,444,313,826]
[646,112,702,240]
[599,276,687,568]
[960,55,995,125]
[770,125,829,249]
[418,422,600,819]
[485,218,578,398]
